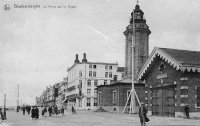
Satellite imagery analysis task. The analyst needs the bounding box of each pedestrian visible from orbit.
[36,107,39,119]
[61,106,64,116]
[48,106,52,117]
[52,106,55,115]
[31,106,36,119]
[72,105,76,114]
[0,108,4,122]
[22,106,26,115]
[42,107,47,117]
[139,102,148,126]
[27,106,31,115]
[184,105,190,119]
[54,105,58,115]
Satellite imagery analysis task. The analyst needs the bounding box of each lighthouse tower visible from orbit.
[124,3,151,79]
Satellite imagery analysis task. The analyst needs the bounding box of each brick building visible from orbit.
[138,47,200,117]
[97,78,145,113]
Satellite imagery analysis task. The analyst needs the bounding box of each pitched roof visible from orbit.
[138,47,200,80]
[160,48,200,66]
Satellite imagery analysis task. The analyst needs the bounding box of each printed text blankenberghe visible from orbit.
[14,4,40,9]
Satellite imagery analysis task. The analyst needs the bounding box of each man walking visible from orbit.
[72,105,76,114]
[184,105,190,119]
[61,106,64,116]
[139,102,148,126]
[0,108,4,122]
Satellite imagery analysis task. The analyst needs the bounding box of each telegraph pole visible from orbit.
[4,94,7,119]
[123,0,141,114]
[131,7,136,113]
[17,84,19,112]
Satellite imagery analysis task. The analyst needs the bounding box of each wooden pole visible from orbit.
[131,8,136,114]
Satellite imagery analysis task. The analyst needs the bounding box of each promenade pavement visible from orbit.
[1,109,200,126]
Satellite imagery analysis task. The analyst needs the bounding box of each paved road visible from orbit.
[1,110,200,126]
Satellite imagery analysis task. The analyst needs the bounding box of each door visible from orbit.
[152,88,175,117]
[163,89,175,116]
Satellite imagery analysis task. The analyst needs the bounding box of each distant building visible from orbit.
[97,78,145,113]
[138,47,200,117]
[63,53,120,110]
[46,86,54,107]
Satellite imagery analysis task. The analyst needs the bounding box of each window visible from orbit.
[93,65,96,69]
[105,72,108,78]
[87,80,91,87]
[87,98,91,106]
[105,65,108,69]
[87,89,91,95]
[109,66,112,70]
[98,92,102,106]
[113,91,117,103]
[89,64,92,69]
[79,71,82,77]
[89,71,92,77]
[109,72,112,78]
[93,71,96,77]
[197,87,200,107]
[94,89,97,97]
[104,80,107,85]
[94,98,97,106]
[94,80,98,87]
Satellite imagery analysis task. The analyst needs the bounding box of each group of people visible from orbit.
[46,106,65,117]
[31,106,39,119]
[22,105,31,115]
[19,105,66,120]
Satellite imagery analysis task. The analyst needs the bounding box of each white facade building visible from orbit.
[65,53,120,110]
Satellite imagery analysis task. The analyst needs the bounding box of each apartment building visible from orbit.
[65,53,119,110]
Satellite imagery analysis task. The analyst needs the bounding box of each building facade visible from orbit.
[138,47,200,118]
[65,53,119,110]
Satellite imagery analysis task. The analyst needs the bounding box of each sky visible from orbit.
[0,0,200,106]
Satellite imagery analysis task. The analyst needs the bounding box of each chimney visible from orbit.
[82,53,87,62]
[74,54,80,63]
